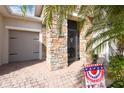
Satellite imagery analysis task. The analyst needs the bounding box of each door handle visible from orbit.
[9,53,18,55]
[33,52,39,54]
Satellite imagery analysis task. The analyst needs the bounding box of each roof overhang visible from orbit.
[5,25,41,32]
[0,5,42,22]
[35,5,43,17]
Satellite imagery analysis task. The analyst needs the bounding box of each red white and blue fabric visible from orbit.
[84,64,104,83]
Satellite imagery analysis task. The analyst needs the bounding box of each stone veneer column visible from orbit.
[46,16,68,71]
[80,17,93,65]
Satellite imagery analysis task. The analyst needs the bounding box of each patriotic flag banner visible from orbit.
[83,64,106,88]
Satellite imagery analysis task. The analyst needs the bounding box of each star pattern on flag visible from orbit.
[84,64,104,83]
[84,65,104,72]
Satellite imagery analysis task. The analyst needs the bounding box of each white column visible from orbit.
[105,41,109,62]
[39,31,42,60]
[2,29,9,64]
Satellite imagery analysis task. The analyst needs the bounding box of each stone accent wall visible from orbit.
[46,16,68,71]
[79,17,93,65]
[45,14,93,70]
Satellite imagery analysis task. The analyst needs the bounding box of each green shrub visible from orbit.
[107,56,124,87]
[109,80,124,88]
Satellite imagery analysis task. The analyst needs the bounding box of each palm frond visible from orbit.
[21,5,27,16]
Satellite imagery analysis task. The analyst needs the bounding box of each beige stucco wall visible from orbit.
[0,15,42,65]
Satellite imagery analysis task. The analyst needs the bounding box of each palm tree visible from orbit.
[85,6,124,57]
[43,5,76,29]
[22,5,124,59]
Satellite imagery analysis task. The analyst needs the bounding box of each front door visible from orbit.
[68,20,80,65]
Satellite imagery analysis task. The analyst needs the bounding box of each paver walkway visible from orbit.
[0,60,84,88]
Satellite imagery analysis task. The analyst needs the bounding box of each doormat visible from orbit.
[83,64,106,88]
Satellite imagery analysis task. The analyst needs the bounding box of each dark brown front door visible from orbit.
[68,20,80,65]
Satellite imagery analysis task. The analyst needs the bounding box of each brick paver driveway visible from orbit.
[0,60,84,88]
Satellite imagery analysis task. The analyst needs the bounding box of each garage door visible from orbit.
[9,30,39,62]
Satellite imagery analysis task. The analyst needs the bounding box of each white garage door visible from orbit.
[9,30,39,62]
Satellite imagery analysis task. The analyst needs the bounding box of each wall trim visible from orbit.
[5,25,41,32]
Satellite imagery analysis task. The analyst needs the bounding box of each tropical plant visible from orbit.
[21,5,27,16]
[43,5,77,35]
[117,34,124,56]
[22,5,124,57]
[109,80,124,88]
[85,6,124,56]
[107,56,124,88]
[43,5,124,56]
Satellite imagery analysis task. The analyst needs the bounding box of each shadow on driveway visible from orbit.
[0,60,45,76]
